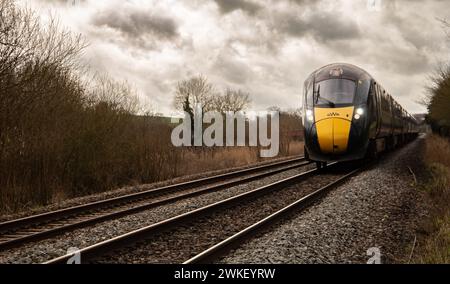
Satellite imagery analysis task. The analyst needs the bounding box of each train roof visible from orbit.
[306,63,373,83]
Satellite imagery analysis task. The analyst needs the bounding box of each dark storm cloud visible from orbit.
[214,0,262,15]
[28,0,449,114]
[93,9,178,40]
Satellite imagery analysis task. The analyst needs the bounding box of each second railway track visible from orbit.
[0,156,308,251]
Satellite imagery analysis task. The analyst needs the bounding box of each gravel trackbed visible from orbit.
[217,136,427,264]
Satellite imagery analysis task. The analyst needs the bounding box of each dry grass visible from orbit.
[177,148,258,176]
[414,135,450,263]
[176,143,304,177]
[288,141,304,156]
[424,135,450,169]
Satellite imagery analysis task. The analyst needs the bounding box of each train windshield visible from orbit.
[314,79,356,107]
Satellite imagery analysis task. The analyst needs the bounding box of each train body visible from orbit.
[302,63,419,167]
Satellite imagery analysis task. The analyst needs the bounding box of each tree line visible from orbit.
[425,63,450,136]
[424,18,450,137]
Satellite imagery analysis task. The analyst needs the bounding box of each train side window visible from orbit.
[376,85,382,111]
[368,86,377,121]
[381,90,389,112]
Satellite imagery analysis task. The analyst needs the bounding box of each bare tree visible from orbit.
[213,88,251,113]
[0,0,85,91]
[88,74,139,114]
[173,75,215,115]
[173,76,251,115]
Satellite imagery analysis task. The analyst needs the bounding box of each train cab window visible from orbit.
[354,79,370,105]
[314,79,356,107]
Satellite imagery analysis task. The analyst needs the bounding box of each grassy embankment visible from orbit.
[413,134,450,263]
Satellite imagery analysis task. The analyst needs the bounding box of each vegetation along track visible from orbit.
[45,162,363,264]
[0,157,308,251]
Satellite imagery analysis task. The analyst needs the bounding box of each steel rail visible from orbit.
[44,163,329,264]
[0,157,307,250]
[183,167,361,264]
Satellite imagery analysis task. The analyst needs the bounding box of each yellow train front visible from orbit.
[302,63,418,169]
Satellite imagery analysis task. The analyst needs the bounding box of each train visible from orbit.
[302,63,419,169]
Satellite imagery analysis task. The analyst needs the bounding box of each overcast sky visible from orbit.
[23,0,450,114]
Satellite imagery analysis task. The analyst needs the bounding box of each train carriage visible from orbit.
[302,63,419,169]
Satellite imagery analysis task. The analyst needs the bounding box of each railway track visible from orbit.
[0,156,308,251]
[184,167,361,264]
[44,162,363,264]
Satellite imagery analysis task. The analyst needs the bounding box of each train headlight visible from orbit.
[354,108,364,120]
[306,110,314,122]
[356,108,364,115]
